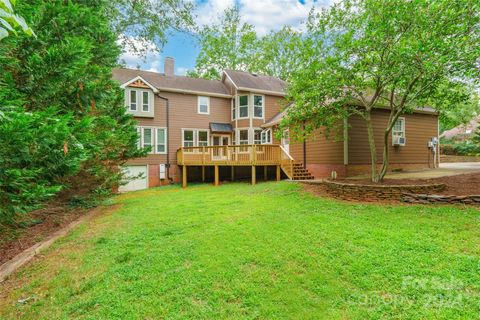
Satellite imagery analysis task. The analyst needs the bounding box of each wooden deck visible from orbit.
[177,144,295,187]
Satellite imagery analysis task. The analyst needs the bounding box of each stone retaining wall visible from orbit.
[310,180,446,201]
[401,194,480,205]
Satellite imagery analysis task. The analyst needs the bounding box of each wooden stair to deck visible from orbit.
[291,161,314,180]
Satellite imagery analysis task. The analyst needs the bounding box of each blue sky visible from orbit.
[119,0,333,75]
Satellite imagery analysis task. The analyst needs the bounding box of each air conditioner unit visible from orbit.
[393,136,406,146]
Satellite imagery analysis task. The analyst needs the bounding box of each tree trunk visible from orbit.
[364,111,379,182]
[378,129,390,181]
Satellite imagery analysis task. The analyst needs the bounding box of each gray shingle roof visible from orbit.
[112,68,231,96]
[224,70,287,95]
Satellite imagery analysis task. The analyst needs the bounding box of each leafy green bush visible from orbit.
[0,1,146,225]
[0,107,88,224]
[440,141,480,156]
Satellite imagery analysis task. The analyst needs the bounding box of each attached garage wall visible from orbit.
[119,165,148,192]
[348,109,438,165]
[287,127,345,178]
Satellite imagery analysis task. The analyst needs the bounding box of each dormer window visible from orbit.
[129,90,137,111]
[125,87,154,117]
[142,91,150,112]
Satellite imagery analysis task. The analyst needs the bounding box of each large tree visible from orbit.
[283,0,480,182]
[189,7,304,81]
[255,27,303,81]
[110,0,195,57]
[188,6,260,80]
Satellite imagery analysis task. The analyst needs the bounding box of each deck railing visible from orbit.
[279,145,294,179]
[177,144,283,166]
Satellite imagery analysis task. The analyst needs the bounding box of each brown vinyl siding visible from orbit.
[289,128,344,165]
[265,95,285,121]
[128,89,231,166]
[348,109,438,165]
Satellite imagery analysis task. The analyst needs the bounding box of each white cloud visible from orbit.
[195,0,235,26]
[195,0,333,35]
[117,35,161,72]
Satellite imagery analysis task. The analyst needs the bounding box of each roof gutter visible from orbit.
[237,87,285,96]
[154,87,232,98]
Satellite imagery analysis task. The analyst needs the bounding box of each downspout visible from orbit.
[156,93,172,183]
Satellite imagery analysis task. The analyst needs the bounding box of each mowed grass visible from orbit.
[1,182,480,319]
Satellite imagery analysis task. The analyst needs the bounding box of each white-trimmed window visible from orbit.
[129,90,137,111]
[239,130,249,145]
[127,89,153,115]
[253,95,264,118]
[392,117,406,146]
[183,130,195,147]
[232,98,236,120]
[254,129,262,144]
[261,129,272,144]
[156,128,166,154]
[142,91,150,112]
[198,130,209,147]
[182,129,209,148]
[142,127,153,152]
[239,95,248,118]
[137,126,167,154]
[198,96,210,114]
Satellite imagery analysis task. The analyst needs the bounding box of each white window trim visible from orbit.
[197,96,210,115]
[197,130,210,147]
[129,89,138,111]
[392,117,406,146]
[253,94,265,119]
[155,127,167,154]
[137,126,167,154]
[141,90,151,112]
[253,128,263,145]
[238,95,249,119]
[182,128,210,149]
[236,128,250,145]
[126,88,153,115]
[141,127,154,154]
[231,98,236,121]
[261,128,272,144]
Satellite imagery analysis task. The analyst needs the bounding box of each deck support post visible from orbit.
[276,165,281,181]
[231,166,234,181]
[264,166,268,181]
[251,166,256,185]
[214,165,219,186]
[201,166,205,182]
[182,165,187,188]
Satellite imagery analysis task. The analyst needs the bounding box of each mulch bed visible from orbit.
[0,205,88,266]
[303,172,480,203]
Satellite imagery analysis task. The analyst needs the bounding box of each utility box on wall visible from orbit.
[159,164,166,180]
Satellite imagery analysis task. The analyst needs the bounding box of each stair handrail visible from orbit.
[279,145,294,179]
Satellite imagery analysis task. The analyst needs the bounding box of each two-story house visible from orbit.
[113,57,439,191]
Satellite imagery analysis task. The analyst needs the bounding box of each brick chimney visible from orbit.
[164,57,174,76]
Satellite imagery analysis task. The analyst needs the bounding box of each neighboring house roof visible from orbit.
[440,116,479,140]
[223,70,287,96]
[112,68,231,97]
[210,122,233,133]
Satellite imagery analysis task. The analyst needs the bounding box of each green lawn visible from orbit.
[1,182,479,319]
